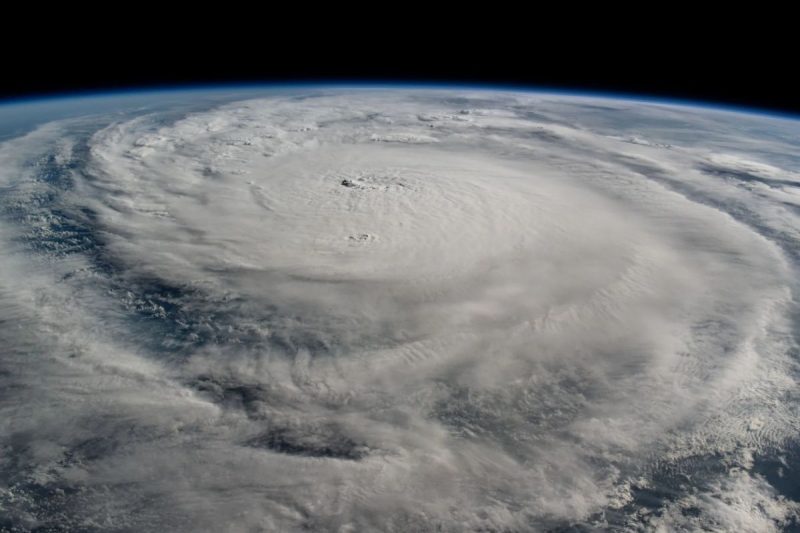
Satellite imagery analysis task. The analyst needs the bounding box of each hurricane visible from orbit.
[1,87,800,532]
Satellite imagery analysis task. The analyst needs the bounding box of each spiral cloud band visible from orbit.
[1,89,800,531]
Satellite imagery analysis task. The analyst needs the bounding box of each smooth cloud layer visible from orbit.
[1,89,800,531]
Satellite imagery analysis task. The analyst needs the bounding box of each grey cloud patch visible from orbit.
[697,162,800,190]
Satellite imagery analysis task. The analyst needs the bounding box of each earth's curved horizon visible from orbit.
[4,83,800,123]
[1,86,800,532]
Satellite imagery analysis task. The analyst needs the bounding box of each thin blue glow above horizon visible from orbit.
[0,81,798,122]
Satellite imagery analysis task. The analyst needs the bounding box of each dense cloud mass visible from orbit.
[1,89,800,531]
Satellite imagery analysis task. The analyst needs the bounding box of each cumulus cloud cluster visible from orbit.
[1,89,800,531]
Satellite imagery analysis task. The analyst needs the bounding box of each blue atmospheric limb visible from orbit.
[2,80,799,122]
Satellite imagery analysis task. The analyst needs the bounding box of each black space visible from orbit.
[2,19,796,116]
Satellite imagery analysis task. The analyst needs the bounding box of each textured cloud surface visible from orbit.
[1,89,800,531]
